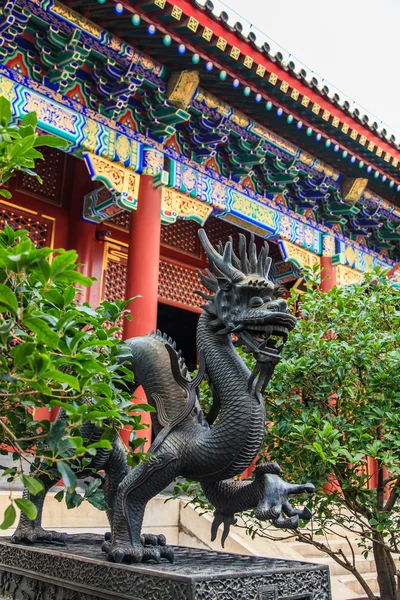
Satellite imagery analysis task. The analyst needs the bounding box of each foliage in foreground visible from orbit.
[0,227,151,530]
[0,95,152,529]
[178,268,400,600]
[0,96,68,200]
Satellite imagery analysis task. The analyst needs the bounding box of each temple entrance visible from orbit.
[157,303,199,372]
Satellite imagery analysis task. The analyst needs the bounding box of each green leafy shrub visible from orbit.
[179,268,400,600]
[0,96,151,529]
[0,225,151,529]
[261,268,400,600]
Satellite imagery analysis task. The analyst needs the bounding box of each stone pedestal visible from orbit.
[0,535,331,600]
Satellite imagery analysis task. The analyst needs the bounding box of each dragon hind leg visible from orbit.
[11,473,68,545]
[102,435,130,537]
[103,452,179,564]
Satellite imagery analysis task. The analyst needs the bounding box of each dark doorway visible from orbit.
[157,303,199,372]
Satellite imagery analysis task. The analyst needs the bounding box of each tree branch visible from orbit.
[384,477,400,512]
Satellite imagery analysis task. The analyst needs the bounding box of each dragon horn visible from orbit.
[239,233,250,274]
[257,247,266,277]
[198,229,243,280]
[197,268,218,293]
[229,235,242,270]
[249,233,257,273]
[264,256,272,278]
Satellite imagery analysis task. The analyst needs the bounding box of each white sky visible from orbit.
[212,0,400,138]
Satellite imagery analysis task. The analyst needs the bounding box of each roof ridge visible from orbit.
[190,0,400,150]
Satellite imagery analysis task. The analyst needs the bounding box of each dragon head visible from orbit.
[197,229,296,361]
[197,229,297,399]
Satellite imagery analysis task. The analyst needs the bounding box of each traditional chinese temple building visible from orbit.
[1,0,399,374]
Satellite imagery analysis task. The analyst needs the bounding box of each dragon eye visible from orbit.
[250,296,264,308]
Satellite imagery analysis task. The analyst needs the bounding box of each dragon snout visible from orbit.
[265,299,290,314]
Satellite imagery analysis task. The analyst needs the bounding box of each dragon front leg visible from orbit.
[103,452,179,564]
[202,463,315,547]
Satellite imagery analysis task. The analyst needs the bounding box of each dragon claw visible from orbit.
[161,545,175,563]
[211,511,237,547]
[254,468,315,530]
[140,533,166,546]
[11,527,68,545]
[272,514,299,529]
[112,548,126,563]
[142,547,161,563]
[104,538,174,564]
[300,506,313,520]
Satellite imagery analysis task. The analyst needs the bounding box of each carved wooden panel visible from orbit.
[161,220,200,256]
[158,260,202,309]
[103,257,127,304]
[0,202,53,248]
[101,243,202,317]
[108,214,201,258]
[108,210,131,230]
[16,147,65,206]
[204,215,245,252]
[102,244,128,338]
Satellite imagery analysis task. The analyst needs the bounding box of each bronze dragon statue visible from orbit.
[11,230,314,563]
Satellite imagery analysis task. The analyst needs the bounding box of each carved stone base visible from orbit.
[0,534,331,600]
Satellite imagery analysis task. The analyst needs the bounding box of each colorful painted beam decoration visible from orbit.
[0,0,398,278]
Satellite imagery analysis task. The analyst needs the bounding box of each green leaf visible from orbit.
[15,498,38,521]
[48,419,66,451]
[0,189,12,199]
[50,250,77,281]
[133,403,156,412]
[59,270,93,287]
[8,135,35,160]
[21,112,38,128]
[312,442,326,461]
[21,475,45,496]
[0,97,12,126]
[33,135,68,149]
[10,342,36,369]
[49,370,80,392]
[23,148,43,160]
[91,383,113,399]
[86,491,108,511]
[54,490,64,502]
[23,316,59,349]
[0,283,18,314]
[44,289,64,308]
[39,258,50,281]
[57,462,77,493]
[88,439,113,450]
[65,491,83,509]
[84,478,102,496]
[63,285,76,306]
[0,503,16,529]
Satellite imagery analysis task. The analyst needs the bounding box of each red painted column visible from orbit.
[123,175,162,338]
[67,159,97,304]
[320,255,340,493]
[121,175,162,451]
[319,256,336,292]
